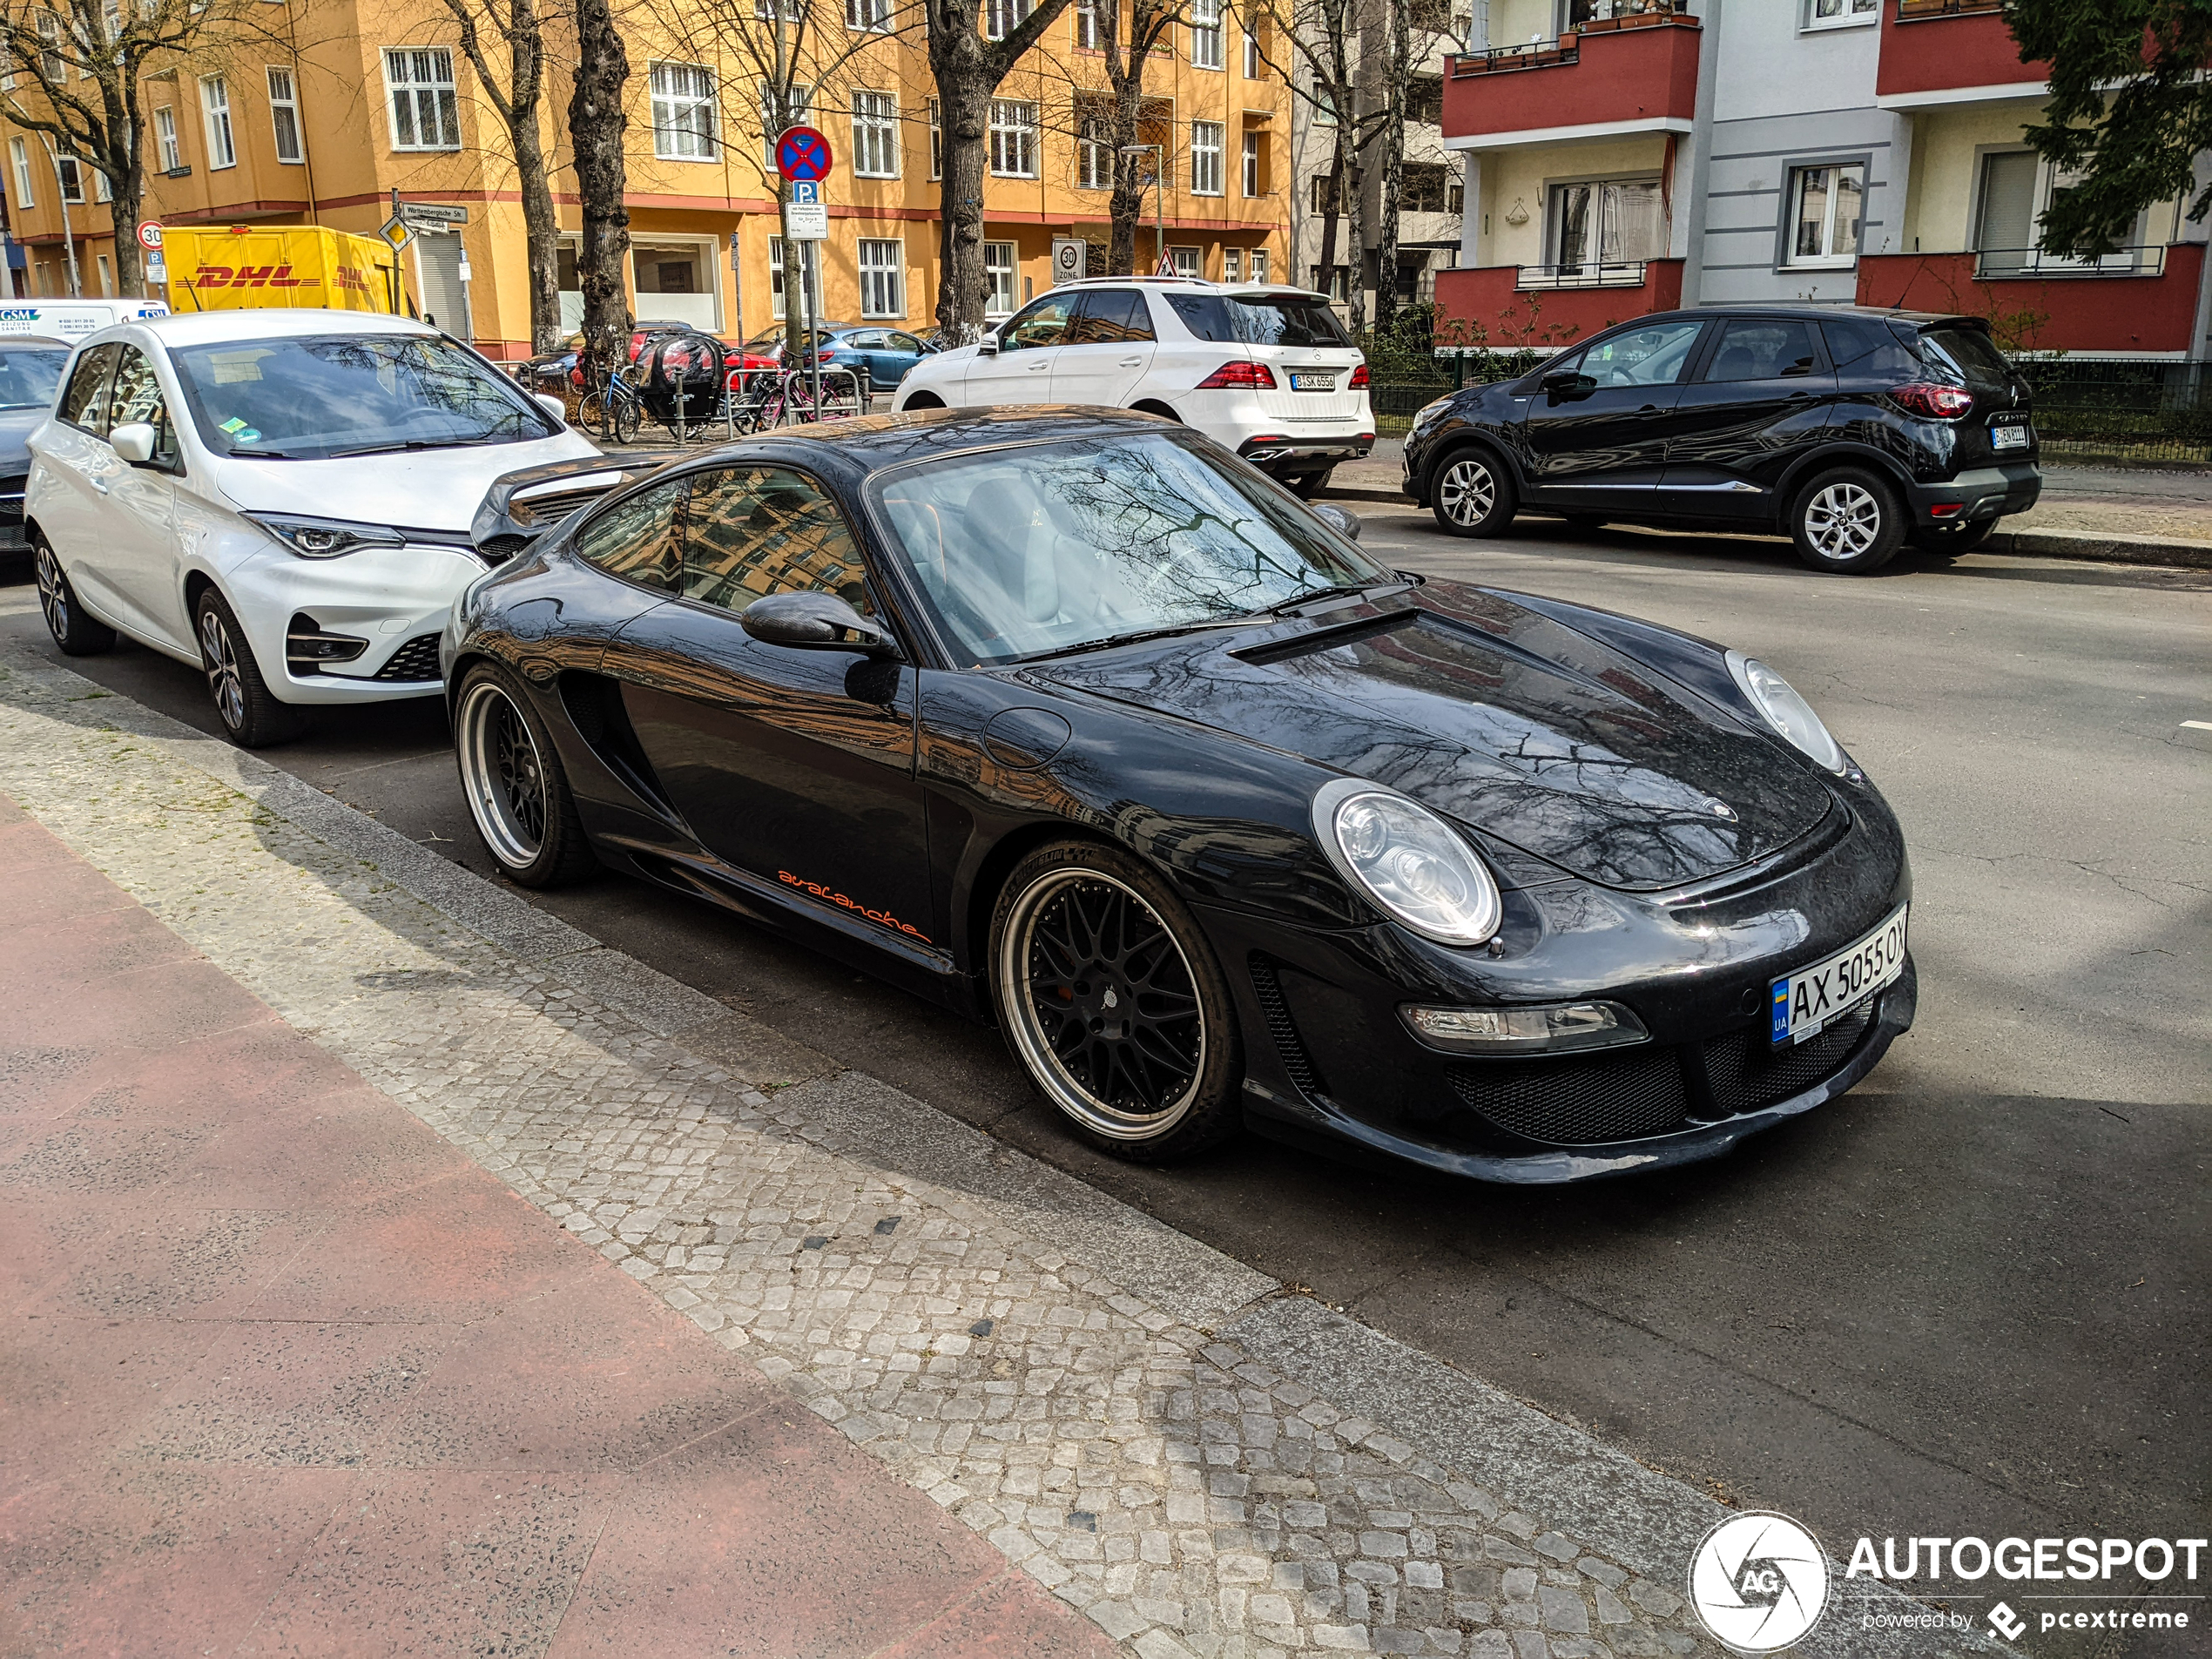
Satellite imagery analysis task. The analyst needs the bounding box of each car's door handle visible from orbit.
[90,476,109,495]
[1118,357,1143,368]
[1028,359,1050,371]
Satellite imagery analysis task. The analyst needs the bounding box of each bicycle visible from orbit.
[577,362,643,445]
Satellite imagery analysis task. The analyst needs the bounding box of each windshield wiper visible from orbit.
[1032,617,1262,661]
[325,435,502,459]
[1264,579,1413,617]
[227,446,300,459]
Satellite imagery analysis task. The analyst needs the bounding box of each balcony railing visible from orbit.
[1517,261,1651,290]
[1448,5,1694,76]
[1973,245,2168,280]
[1896,0,2001,17]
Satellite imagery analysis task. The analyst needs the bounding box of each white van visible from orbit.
[0,300,169,342]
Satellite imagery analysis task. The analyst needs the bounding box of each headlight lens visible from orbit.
[1409,395,1452,434]
[1402,1001,1648,1054]
[1312,779,1501,946]
[244,512,408,560]
[1726,651,1845,773]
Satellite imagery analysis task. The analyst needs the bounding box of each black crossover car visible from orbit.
[447,408,1915,1182]
[1403,306,2039,574]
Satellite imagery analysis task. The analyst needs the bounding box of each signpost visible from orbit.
[138,221,165,293]
[1051,237,1087,287]
[775,129,834,419]
[395,199,470,339]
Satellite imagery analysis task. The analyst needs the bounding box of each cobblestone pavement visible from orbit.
[0,626,1967,1658]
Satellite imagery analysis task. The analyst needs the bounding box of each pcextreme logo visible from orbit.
[1689,1512,1830,1653]
[776,870,930,941]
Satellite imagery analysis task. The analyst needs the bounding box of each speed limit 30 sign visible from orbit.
[136,220,163,251]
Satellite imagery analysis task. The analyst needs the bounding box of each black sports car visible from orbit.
[444,408,1915,1182]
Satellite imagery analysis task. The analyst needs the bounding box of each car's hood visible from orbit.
[1026,584,1836,892]
[0,406,44,472]
[211,431,601,533]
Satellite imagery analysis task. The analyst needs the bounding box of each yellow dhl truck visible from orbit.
[165,226,412,315]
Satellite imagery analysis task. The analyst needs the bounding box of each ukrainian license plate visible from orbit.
[1991,422,2029,451]
[1770,903,1908,1046]
[1289,372,1335,392]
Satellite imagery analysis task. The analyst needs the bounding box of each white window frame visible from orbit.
[1243,24,1262,78]
[851,89,898,177]
[153,105,180,172]
[1241,128,1259,197]
[1075,0,1103,49]
[1784,161,1864,268]
[266,64,303,165]
[383,48,459,152]
[35,10,64,83]
[1803,0,1878,30]
[1170,246,1200,279]
[10,136,32,208]
[199,73,237,170]
[1190,120,1223,196]
[650,60,718,161]
[989,98,1037,179]
[1250,248,1269,284]
[1077,103,1110,189]
[1189,0,1223,71]
[859,237,905,319]
[983,0,1034,39]
[846,0,891,30]
[761,83,814,164]
[753,0,805,17]
[1547,175,1664,274]
[927,98,941,179]
[55,152,84,203]
[770,235,822,321]
[1222,247,1241,281]
[984,241,1017,318]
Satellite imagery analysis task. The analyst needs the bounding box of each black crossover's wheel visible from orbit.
[1429,448,1516,537]
[991,840,1242,1162]
[454,662,597,887]
[34,537,114,656]
[1909,517,1996,556]
[1790,466,1904,574]
[192,586,302,747]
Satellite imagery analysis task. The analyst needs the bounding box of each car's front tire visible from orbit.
[1430,447,1516,537]
[34,537,114,656]
[991,840,1242,1163]
[1791,467,1904,574]
[454,662,597,887]
[193,587,302,747]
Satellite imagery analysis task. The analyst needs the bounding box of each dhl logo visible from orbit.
[185,264,325,289]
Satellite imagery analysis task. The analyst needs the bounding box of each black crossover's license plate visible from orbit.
[1991,422,2030,451]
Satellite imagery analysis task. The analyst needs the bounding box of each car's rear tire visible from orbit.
[1790,467,1904,574]
[1909,517,1996,556]
[900,390,945,410]
[1289,468,1335,499]
[192,587,303,748]
[454,662,597,887]
[34,538,114,656]
[990,840,1243,1163]
[1430,447,1516,537]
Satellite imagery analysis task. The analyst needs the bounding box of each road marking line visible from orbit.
[2184,720,2212,731]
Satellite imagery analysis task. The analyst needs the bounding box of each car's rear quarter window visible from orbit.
[1167,293,1350,348]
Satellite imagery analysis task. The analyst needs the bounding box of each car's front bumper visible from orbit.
[219,538,487,705]
[1906,462,2041,526]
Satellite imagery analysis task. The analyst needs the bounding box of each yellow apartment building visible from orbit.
[0,0,1291,355]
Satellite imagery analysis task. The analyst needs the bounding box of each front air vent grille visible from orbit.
[509,484,614,526]
[1697,999,1878,1118]
[476,533,529,565]
[1448,1048,1691,1147]
[373,634,443,682]
[1247,954,1325,1099]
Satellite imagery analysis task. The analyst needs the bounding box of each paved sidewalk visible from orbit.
[0,799,1116,1657]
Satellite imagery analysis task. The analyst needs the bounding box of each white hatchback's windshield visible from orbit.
[169,333,557,459]
[873,433,1390,666]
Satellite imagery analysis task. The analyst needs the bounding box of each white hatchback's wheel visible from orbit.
[1430,449,1515,537]
[34,539,114,656]
[191,587,300,747]
[452,664,597,887]
[1790,467,1903,574]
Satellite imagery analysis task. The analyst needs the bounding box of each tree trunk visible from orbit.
[568,0,631,383]
[932,62,992,340]
[1372,0,1407,334]
[1103,3,1157,277]
[1344,153,1366,336]
[109,157,144,295]
[512,3,562,354]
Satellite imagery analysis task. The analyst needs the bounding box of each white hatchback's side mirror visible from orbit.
[111,421,158,465]
[535,392,567,422]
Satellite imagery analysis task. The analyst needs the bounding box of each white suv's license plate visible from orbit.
[1991,422,2030,451]
[1289,372,1335,392]
[1770,903,1908,1046]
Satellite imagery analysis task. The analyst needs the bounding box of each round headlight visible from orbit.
[1726,651,1845,773]
[1312,779,1501,946]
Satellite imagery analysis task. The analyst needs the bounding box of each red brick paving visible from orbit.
[0,795,1116,1659]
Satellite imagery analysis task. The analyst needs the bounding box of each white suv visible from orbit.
[893,278,1373,496]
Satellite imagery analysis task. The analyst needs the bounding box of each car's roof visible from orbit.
[1055,275,1335,305]
[1634,303,1972,327]
[684,406,1174,476]
[0,334,70,352]
[133,308,441,347]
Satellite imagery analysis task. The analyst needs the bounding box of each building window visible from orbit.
[1804,0,1877,28]
[1190,0,1223,69]
[153,105,180,172]
[1311,80,1337,125]
[96,252,111,294]
[985,241,1017,316]
[989,99,1036,178]
[927,98,941,179]
[983,0,1033,39]
[651,61,717,160]
[846,0,890,30]
[761,83,813,164]
[200,74,237,169]
[55,154,83,203]
[752,0,804,17]
[1076,0,1104,49]
[1550,177,1662,273]
[1190,120,1223,195]
[1222,247,1241,281]
[384,48,459,152]
[1170,246,1200,278]
[859,238,904,318]
[1310,174,1339,215]
[1785,162,1862,266]
[266,65,303,164]
[1400,161,1449,214]
[851,90,898,177]
[35,10,64,82]
[770,236,821,320]
[1243,19,1263,78]
[10,136,33,209]
[1077,98,1111,189]
[1241,129,1260,197]
[1250,248,1268,283]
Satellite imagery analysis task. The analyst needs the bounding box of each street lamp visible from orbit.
[1119,143,1165,275]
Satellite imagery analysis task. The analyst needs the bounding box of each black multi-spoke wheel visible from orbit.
[992,841,1242,1161]
[34,538,114,656]
[454,663,597,887]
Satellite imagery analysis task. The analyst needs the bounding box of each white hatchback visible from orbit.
[892,278,1373,496]
[27,310,598,745]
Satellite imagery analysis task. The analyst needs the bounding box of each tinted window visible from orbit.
[1166,293,1350,347]
[1001,296,1076,352]
[0,345,67,410]
[1918,325,2012,386]
[681,466,873,617]
[1822,316,1922,380]
[1702,320,1818,382]
[1580,320,1704,388]
[107,347,179,467]
[60,342,119,435]
[575,478,683,591]
[887,332,923,353]
[1069,290,1157,346]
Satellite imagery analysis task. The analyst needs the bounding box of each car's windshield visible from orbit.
[873,432,1393,667]
[1166,293,1352,349]
[167,333,558,458]
[0,347,67,409]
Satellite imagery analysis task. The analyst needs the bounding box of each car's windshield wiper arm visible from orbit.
[324,436,499,458]
[1034,617,1261,660]
[226,446,299,459]
[1265,579,1414,617]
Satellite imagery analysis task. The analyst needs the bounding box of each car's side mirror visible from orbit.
[1541,370,1596,404]
[1310,502,1362,541]
[110,421,161,467]
[534,392,568,421]
[741,590,900,658]
[978,333,1000,356]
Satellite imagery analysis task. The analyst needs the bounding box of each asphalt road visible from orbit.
[5,513,2207,1629]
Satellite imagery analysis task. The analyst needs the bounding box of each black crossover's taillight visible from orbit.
[1889,381,1977,419]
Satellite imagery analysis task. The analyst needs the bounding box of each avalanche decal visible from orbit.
[777,870,931,941]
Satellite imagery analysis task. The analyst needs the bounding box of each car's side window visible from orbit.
[1822,317,1921,380]
[1001,296,1076,352]
[574,478,685,592]
[59,343,121,436]
[1702,320,1819,383]
[1580,321,1705,388]
[887,332,923,354]
[680,466,874,619]
[106,347,180,466]
[847,331,886,349]
[1069,290,1156,346]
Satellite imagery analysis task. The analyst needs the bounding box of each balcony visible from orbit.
[1877,0,2050,108]
[1442,10,1700,149]
[1855,245,2204,354]
[1434,259,1685,351]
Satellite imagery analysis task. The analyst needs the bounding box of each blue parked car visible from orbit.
[808,324,936,388]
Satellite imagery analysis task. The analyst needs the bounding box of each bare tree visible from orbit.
[1087,0,1184,276]
[0,0,285,296]
[923,0,1082,340]
[567,0,630,382]
[1367,0,1453,334]
[439,0,563,353]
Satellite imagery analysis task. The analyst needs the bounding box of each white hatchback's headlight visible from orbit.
[1726,651,1845,773]
[244,511,408,560]
[1312,779,1501,946]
